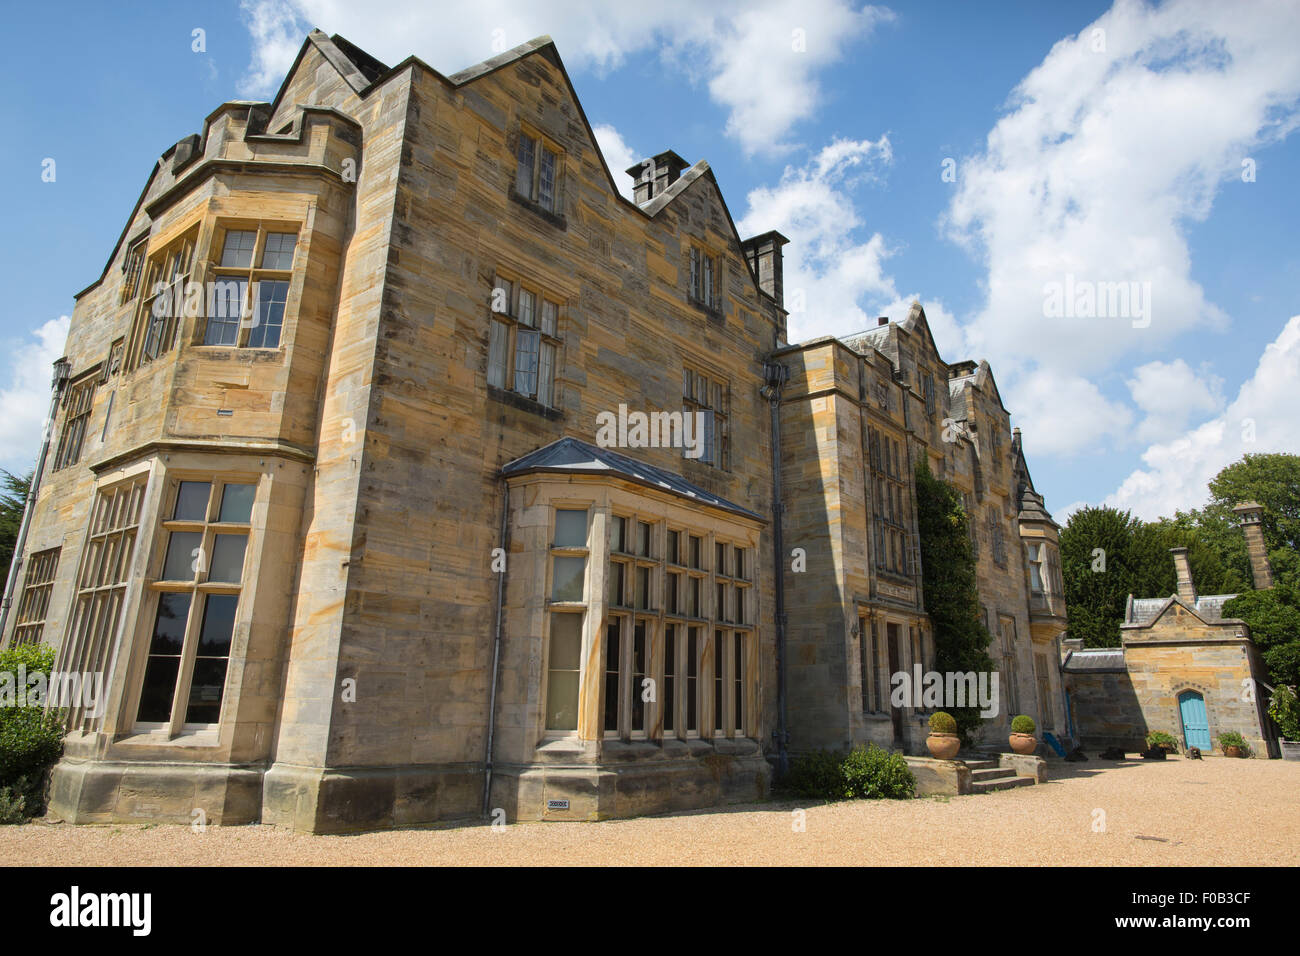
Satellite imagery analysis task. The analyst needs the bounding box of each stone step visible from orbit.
[971,767,1017,782]
[971,774,1036,793]
[960,759,999,770]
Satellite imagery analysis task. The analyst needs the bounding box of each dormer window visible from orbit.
[514,131,561,214]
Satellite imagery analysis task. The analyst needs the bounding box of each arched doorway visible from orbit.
[1178,690,1211,750]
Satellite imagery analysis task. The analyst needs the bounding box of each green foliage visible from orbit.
[1010,714,1036,735]
[1146,731,1177,749]
[1223,585,1300,690]
[914,462,993,744]
[1058,506,1242,649]
[780,745,915,801]
[0,471,31,585]
[1267,685,1300,742]
[928,711,957,735]
[0,643,64,822]
[1217,730,1248,754]
[840,745,915,800]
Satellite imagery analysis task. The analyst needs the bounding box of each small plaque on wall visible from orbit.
[546,799,570,811]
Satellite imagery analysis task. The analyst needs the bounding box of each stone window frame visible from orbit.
[12,547,60,646]
[130,474,258,738]
[51,371,98,472]
[488,272,563,408]
[543,504,590,733]
[196,222,300,350]
[868,425,910,578]
[997,613,1020,716]
[512,125,564,218]
[1026,541,1046,594]
[119,233,149,306]
[687,244,723,317]
[682,364,729,470]
[126,227,199,370]
[61,472,148,733]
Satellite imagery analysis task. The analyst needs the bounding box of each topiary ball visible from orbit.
[1011,714,1036,735]
[928,711,957,734]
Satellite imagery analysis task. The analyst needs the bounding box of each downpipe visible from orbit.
[481,481,509,816]
[762,361,790,777]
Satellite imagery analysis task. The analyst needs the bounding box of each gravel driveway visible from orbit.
[4,756,1296,866]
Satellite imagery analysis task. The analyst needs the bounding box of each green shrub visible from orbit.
[1218,731,1248,754]
[0,643,64,822]
[928,711,957,734]
[1268,685,1300,741]
[780,749,845,799]
[780,745,915,801]
[840,745,915,800]
[1010,714,1036,735]
[1146,731,1177,749]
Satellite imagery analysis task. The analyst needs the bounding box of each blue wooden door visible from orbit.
[1179,691,1211,750]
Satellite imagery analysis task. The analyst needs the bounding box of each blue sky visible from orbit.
[2,0,1297,522]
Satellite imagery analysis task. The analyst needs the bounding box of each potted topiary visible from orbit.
[1218,731,1248,758]
[926,711,960,759]
[1009,715,1037,755]
[1146,731,1178,754]
[1267,685,1300,761]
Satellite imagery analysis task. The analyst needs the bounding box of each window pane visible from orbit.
[686,627,699,732]
[260,232,297,270]
[204,278,246,345]
[220,230,256,268]
[630,621,646,732]
[515,134,536,198]
[608,561,625,606]
[610,515,626,553]
[714,631,724,732]
[218,483,255,523]
[209,534,247,583]
[663,625,676,734]
[488,319,509,388]
[518,289,535,328]
[554,509,587,548]
[492,277,513,315]
[538,148,557,211]
[196,593,238,656]
[174,481,211,520]
[603,620,620,733]
[667,530,679,565]
[540,300,557,337]
[635,566,650,610]
[184,657,229,724]
[162,531,203,581]
[546,613,582,731]
[537,341,555,407]
[136,655,181,723]
[552,556,586,602]
[149,592,192,656]
[248,280,288,348]
[514,329,539,397]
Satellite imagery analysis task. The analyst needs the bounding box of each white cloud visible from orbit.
[237,0,893,155]
[0,317,70,475]
[737,136,898,341]
[591,124,638,200]
[1126,357,1224,443]
[1104,314,1300,519]
[940,0,1300,459]
[1006,368,1135,459]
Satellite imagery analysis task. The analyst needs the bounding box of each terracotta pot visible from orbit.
[1009,732,1038,755]
[1225,745,1244,758]
[926,732,960,760]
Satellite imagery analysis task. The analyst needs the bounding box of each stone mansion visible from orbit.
[0,31,1068,831]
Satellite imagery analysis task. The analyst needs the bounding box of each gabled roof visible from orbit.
[501,437,763,521]
[1124,592,1241,627]
[1061,647,1126,673]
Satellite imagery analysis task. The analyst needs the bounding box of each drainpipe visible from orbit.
[762,361,790,777]
[481,481,510,816]
[0,358,70,643]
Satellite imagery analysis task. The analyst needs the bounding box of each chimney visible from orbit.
[1170,547,1196,604]
[1232,502,1274,590]
[741,230,789,309]
[625,150,690,205]
[877,316,889,326]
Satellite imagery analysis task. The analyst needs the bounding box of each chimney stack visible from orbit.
[1232,502,1274,590]
[626,150,690,205]
[741,230,789,310]
[1170,547,1196,604]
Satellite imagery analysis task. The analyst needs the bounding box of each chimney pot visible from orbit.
[625,150,690,205]
[1232,502,1274,590]
[1169,547,1197,604]
[877,316,889,326]
[741,230,790,311]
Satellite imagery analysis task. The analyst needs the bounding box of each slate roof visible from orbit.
[501,437,763,520]
[1125,593,1240,626]
[1061,647,1126,673]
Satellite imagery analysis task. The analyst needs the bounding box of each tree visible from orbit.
[1222,586,1300,690]
[0,472,31,586]
[914,461,994,744]
[1058,506,1140,648]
